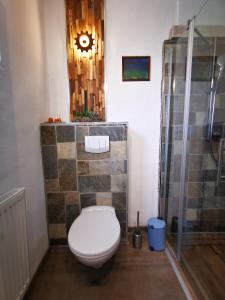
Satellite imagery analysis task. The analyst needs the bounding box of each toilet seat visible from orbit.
[68,206,121,262]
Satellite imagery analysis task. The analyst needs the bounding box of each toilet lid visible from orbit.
[68,210,121,257]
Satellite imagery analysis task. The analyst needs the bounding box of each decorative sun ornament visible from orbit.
[75,31,95,53]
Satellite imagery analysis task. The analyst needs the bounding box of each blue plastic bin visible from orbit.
[147,218,166,251]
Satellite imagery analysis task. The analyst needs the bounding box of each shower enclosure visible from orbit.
[160,2,225,299]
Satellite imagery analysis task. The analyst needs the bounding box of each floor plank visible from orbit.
[182,245,225,300]
[24,234,186,300]
[212,245,225,264]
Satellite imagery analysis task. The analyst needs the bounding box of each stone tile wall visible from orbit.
[40,123,128,244]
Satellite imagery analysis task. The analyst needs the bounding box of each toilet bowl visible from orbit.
[68,206,121,268]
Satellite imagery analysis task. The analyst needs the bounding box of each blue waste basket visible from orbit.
[147,218,166,251]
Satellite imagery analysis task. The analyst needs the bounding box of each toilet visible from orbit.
[68,206,121,268]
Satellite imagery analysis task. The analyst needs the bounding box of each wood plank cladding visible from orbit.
[65,0,105,121]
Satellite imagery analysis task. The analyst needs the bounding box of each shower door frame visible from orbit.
[176,18,195,260]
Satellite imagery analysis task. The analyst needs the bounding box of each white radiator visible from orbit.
[0,188,30,300]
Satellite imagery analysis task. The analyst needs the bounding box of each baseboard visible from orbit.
[128,226,147,232]
[50,238,68,246]
[23,248,50,299]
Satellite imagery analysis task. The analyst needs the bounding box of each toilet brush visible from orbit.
[132,211,142,249]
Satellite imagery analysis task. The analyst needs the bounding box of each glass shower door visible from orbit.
[162,0,225,298]
[180,20,225,300]
[161,27,189,255]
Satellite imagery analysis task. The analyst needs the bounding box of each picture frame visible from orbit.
[122,56,150,81]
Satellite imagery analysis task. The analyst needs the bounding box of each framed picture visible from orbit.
[122,56,150,81]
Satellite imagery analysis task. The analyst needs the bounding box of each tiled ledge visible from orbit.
[40,121,128,126]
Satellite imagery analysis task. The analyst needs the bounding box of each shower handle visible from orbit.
[207,85,216,142]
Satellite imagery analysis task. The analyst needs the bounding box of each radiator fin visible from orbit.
[0,188,30,300]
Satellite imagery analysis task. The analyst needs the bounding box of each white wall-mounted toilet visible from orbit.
[68,206,121,268]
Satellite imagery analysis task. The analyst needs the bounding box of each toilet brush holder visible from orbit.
[132,211,142,249]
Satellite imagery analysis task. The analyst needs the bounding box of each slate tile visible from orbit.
[188,171,203,182]
[66,204,80,232]
[190,125,207,139]
[41,126,56,145]
[202,154,217,170]
[172,126,183,140]
[202,196,225,209]
[111,175,127,192]
[77,161,89,175]
[110,142,127,160]
[80,193,96,209]
[124,160,127,174]
[57,126,75,142]
[185,220,201,232]
[204,182,216,197]
[189,140,208,154]
[89,160,126,175]
[124,126,128,141]
[190,96,208,112]
[171,96,184,112]
[188,155,203,170]
[191,81,209,94]
[57,142,76,159]
[216,182,225,196]
[96,192,112,206]
[188,182,203,198]
[116,210,127,224]
[76,126,89,142]
[48,224,66,239]
[42,146,58,179]
[89,126,125,141]
[187,198,203,209]
[171,155,181,174]
[203,170,217,181]
[64,191,80,204]
[58,159,77,191]
[47,193,65,224]
[78,175,111,193]
[120,222,127,239]
[112,193,127,210]
[195,112,208,125]
[77,143,110,160]
[185,208,199,221]
[45,179,60,193]
[201,208,225,221]
[170,112,183,125]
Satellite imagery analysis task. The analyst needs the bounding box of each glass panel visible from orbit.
[160,27,189,255]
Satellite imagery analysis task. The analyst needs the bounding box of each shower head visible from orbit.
[207,54,225,142]
[216,54,225,82]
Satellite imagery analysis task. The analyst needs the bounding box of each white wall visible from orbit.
[39,0,70,122]
[0,0,48,276]
[178,0,225,25]
[105,0,177,226]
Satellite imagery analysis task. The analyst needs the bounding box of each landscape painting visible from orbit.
[122,56,150,81]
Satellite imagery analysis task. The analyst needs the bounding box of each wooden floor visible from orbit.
[182,245,225,300]
[24,234,186,300]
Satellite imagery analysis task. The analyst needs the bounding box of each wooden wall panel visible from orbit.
[65,0,105,121]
